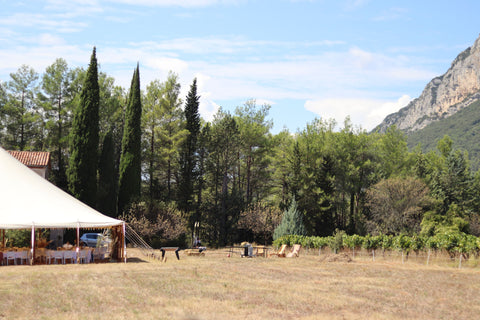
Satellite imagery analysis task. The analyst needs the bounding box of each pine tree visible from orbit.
[41,58,74,191]
[67,47,99,207]
[118,64,142,214]
[4,65,41,151]
[178,78,200,216]
[273,198,307,240]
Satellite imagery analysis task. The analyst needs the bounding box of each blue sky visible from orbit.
[0,0,479,133]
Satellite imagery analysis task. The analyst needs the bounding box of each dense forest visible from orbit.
[1,50,480,248]
[407,99,480,171]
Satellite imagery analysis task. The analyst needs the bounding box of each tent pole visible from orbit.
[123,222,127,263]
[76,222,80,263]
[31,224,35,265]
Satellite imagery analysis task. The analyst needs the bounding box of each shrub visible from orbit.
[273,198,307,241]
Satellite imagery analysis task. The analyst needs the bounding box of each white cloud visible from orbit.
[45,0,104,17]
[0,13,87,33]
[130,38,346,57]
[105,0,243,7]
[0,44,91,75]
[36,33,66,46]
[0,30,432,131]
[304,95,412,131]
[373,7,409,21]
[344,0,371,10]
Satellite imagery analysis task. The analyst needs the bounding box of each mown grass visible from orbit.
[0,248,479,319]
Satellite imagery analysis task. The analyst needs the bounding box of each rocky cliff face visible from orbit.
[376,35,480,133]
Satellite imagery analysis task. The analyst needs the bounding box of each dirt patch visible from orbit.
[322,253,354,263]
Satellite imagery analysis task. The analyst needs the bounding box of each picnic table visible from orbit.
[226,246,270,258]
[160,247,180,260]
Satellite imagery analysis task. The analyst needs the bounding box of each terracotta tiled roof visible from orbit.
[7,150,50,168]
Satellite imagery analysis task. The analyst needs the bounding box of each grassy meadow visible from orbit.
[0,248,479,320]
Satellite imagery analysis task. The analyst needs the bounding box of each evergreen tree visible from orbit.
[67,48,100,207]
[155,71,186,200]
[118,64,142,214]
[234,100,273,205]
[40,58,75,190]
[178,78,201,217]
[142,79,164,200]
[0,82,6,143]
[4,65,41,150]
[273,197,307,240]
[97,129,117,217]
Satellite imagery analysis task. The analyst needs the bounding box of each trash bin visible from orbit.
[243,244,253,257]
[243,245,249,257]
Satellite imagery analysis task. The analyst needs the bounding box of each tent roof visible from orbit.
[0,147,123,229]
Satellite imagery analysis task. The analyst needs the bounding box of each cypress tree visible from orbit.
[178,78,200,216]
[118,64,142,214]
[67,47,99,207]
[97,129,117,217]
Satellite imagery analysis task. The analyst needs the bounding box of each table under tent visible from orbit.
[0,147,126,265]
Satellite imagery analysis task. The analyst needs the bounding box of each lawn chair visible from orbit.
[17,250,29,265]
[52,251,64,264]
[269,244,287,257]
[286,244,301,258]
[63,250,76,264]
[45,250,55,264]
[78,249,90,264]
[4,251,16,265]
[255,246,267,258]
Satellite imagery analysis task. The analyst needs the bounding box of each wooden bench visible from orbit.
[160,247,180,260]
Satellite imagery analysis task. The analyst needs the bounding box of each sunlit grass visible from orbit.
[0,248,479,319]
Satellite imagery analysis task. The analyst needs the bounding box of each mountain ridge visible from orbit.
[407,99,480,170]
[375,35,480,133]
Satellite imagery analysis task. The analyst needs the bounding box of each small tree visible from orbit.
[237,202,282,245]
[273,198,307,241]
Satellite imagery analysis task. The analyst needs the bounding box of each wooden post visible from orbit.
[123,223,127,263]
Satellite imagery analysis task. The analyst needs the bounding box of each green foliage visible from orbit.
[143,71,187,202]
[393,234,412,254]
[408,100,480,171]
[362,234,381,250]
[67,47,100,207]
[234,100,273,206]
[97,130,117,217]
[6,54,480,248]
[4,64,41,150]
[420,204,469,237]
[366,177,430,235]
[343,234,363,249]
[273,198,307,240]
[5,230,31,248]
[271,232,480,261]
[118,64,142,214]
[328,229,345,253]
[376,126,410,179]
[121,200,186,248]
[40,58,75,190]
[178,78,201,217]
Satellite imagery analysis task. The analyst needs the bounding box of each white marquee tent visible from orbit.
[0,146,126,262]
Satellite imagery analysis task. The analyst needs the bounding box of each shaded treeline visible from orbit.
[1,54,480,248]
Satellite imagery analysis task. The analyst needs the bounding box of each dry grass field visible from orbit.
[0,248,479,320]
